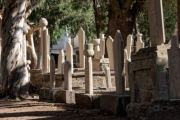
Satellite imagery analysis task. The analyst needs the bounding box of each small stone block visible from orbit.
[75,93,100,108]
[100,94,130,115]
[53,90,75,104]
[39,88,53,100]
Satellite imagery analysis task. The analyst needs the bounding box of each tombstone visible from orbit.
[58,50,65,74]
[52,61,75,104]
[37,29,42,69]
[113,30,125,94]
[42,29,50,73]
[129,47,169,103]
[126,35,133,60]
[39,18,48,71]
[93,39,101,59]
[47,33,50,72]
[66,42,73,73]
[105,66,113,89]
[136,33,144,52]
[84,44,94,95]
[124,50,129,90]
[168,36,180,99]
[39,18,50,73]
[148,0,165,46]
[50,56,56,88]
[78,28,85,68]
[106,36,114,70]
[64,61,72,91]
[100,33,105,59]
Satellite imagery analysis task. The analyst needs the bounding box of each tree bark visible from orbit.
[1,0,29,98]
[93,0,101,38]
[26,26,41,69]
[107,0,135,47]
[178,0,180,42]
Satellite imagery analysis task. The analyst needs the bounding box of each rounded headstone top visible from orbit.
[39,18,48,27]
[93,39,100,46]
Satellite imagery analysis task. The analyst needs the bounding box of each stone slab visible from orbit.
[39,88,53,100]
[100,94,130,115]
[53,90,75,104]
[39,88,75,104]
[41,72,115,89]
[75,93,101,108]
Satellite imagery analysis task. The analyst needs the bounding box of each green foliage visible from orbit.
[163,0,177,42]
[29,0,96,45]
[137,0,177,45]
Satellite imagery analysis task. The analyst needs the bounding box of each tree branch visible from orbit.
[25,0,42,19]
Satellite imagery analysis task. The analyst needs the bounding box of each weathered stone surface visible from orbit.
[42,73,64,88]
[168,36,180,99]
[64,61,72,91]
[106,36,114,70]
[148,0,165,46]
[146,100,180,120]
[39,18,50,73]
[113,30,125,94]
[136,33,144,52]
[39,88,75,104]
[39,88,53,100]
[41,72,115,89]
[53,90,75,104]
[127,101,180,120]
[42,28,50,73]
[129,47,169,103]
[124,50,130,90]
[38,18,48,70]
[84,44,94,95]
[93,58,109,72]
[66,42,73,73]
[126,103,151,120]
[30,69,43,90]
[126,34,133,60]
[100,94,130,115]
[50,56,55,88]
[57,50,65,74]
[78,28,85,68]
[100,33,105,59]
[93,39,101,59]
[75,93,100,108]
[104,66,113,88]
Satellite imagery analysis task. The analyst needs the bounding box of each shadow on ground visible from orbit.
[0,98,125,120]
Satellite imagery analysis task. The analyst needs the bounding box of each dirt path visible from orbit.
[0,96,126,120]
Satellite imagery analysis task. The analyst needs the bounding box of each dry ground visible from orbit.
[0,96,127,120]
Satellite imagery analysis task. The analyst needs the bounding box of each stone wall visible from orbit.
[31,70,115,91]
[129,47,169,103]
[30,69,43,90]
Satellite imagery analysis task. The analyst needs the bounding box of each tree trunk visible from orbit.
[27,33,37,69]
[1,0,29,98]
[107,0,135,47]
[93,0,101,38]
